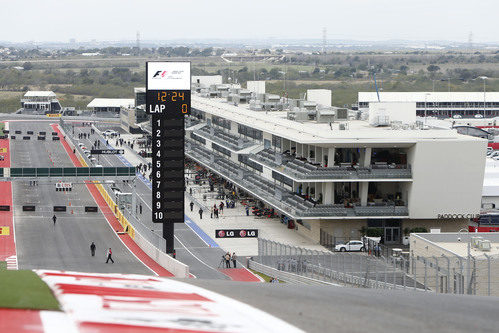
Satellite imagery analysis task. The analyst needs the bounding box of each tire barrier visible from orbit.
[0,205,10,211]
[27,131,34,135]
[0,135,8,139]
[53,206,67,212]
[22,205,35,212]
[52,132,58,136]
[52,136,60,141]
[15,130,21,134]
[10,135,15,140]
[38,136,46,141]
[84,206,98,212]
[39,131,46,136]
[23,136,30,140]
[3,130,9,134]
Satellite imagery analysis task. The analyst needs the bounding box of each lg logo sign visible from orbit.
[215,229,258,238]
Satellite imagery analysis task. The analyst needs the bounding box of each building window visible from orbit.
[238,154,263,172]
[212,143,231,157]
[238,124,262,141]
[212,115,231,130]
[191,133,206,145]
[272,171,293,187]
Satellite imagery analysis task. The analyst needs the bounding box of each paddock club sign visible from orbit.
[437,213,480,219]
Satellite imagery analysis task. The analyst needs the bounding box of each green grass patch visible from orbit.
[0,122,4,136]
[0,270,60,310]
[249,269,284,283]
[0,261,6,270]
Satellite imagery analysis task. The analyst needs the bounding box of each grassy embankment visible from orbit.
[0,265,60,310]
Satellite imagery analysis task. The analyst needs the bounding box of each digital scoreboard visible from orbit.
[146,61,190,253]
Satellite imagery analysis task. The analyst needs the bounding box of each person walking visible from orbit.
[198,208,203,219]
[245,206,249,216]
[210,206,214,218]
[214,207,219,218]
[224,252,231,268]
[52,214,57,225]
[190,201,194,212]
[106,248,114,263]
[139,203,143,214]
[232,252,237,268]
[90,242,96,257]
[219,201,224,213]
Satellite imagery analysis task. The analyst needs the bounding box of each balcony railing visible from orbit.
[186,141,409,219]
[193,125,254,151]
[249,150,412,180]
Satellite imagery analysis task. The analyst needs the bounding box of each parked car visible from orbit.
[452,114,462,119]
[103,130,117,137]
[475,114,484,118]
[335,240,365,252]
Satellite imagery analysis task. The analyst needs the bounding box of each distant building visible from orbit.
[120,88,148,133]
[87,98,134,113]
[358,92,499,118]
[21,91,61,113]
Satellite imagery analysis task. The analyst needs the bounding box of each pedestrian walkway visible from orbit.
[185,180,328,257]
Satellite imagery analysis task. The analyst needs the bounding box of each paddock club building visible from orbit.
[183,91,487,245]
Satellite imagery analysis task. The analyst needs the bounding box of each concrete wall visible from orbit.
[307,89,331,107]
[247,81,266,94]
[192,75,223,87]
[408,138,487,219]
[368,102,416,125]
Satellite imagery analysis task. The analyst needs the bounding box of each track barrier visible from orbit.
[22,205,35,212]
[53,206,67,212]
[85,206,98,212]
[0,205,10,211]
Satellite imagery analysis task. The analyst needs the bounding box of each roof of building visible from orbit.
[24,91,56,97]
[192,95,484,145]
[358,92,499,103]
[87,98,134,108]
[414,233,499,258]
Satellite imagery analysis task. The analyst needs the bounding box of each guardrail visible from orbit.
[248,260,341,287]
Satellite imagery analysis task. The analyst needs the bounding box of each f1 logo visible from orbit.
[153,71,167,78]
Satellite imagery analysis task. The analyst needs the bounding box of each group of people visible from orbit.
[90,242,114,263]
[136,163,151,173]
[210,202,225,218]
[223,252,237,268]
[78,132,90,140]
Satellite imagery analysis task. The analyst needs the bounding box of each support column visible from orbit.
[327,147,335,167]
[363,148,372,167]
[324,182,334,204]
[360,182,369,206]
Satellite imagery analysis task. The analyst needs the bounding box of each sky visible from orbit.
[1,0,498,43]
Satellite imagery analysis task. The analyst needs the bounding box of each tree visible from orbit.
[22,62,33,70]
[427,64,440,73]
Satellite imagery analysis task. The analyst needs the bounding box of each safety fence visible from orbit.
[256,238,498,295]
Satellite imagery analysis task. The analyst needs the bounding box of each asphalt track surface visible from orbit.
[184,279,499,333]
[10,121,152,275]
[73,125,232,280]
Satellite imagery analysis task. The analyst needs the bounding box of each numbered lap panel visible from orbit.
[146,61,190,223]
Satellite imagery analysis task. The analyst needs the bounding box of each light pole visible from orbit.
[424,93,430,124]
[458,228,471,294]
[478,76,488,118]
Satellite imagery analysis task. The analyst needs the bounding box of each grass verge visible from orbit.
[0,261,6,270]
[0,122,4,136]
[0,270,60,310]
[249,269,284,283]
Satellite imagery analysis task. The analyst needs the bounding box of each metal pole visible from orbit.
[424,259,428,291]
[442,254,450,293]
[484,253,491,296]
[433,256,439,293]
[466,241,471,295]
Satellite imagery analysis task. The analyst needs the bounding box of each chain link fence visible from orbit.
[255,238,498,295]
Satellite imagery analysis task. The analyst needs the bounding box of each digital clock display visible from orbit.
[146,90,190,115]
